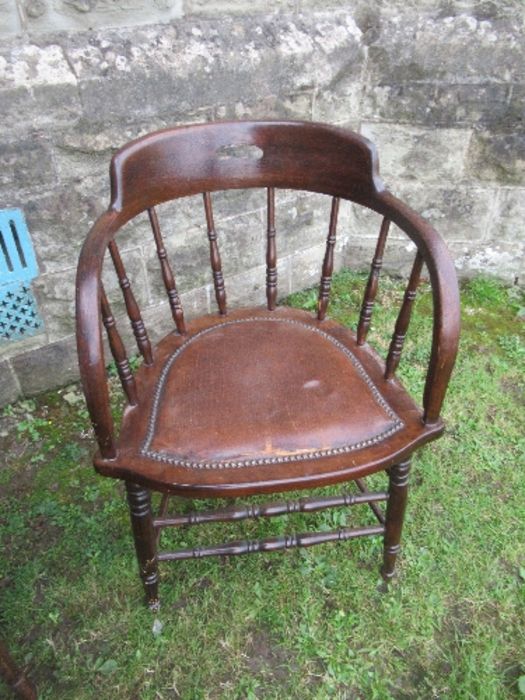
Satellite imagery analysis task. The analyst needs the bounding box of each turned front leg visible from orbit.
[381,459,411,580]
[126,482,159,609]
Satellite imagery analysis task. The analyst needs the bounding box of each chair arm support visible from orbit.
[376,192,460,424]
[76,210,122,458]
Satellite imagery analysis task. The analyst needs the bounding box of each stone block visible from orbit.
[214,90,314,122]
[0,41,82,133]
[67,13,364,125]
[216,210,267,278]
[362,81,511,128]
[344,235,420,278]
[52,118,178,181]
[346,183,496,277]
[289,238,345,293]
[30,265,76,342]
[144,221,214,304]
[67,22,260,121]
[466,129,525,185]
[11,335,79,396]
[145,206,269,306]
[277,191,332,257]
[19,177,107,275]
[365,12,524,87]
[0,330,47,362]
[0,86,35,133]
[344,203,386,245]
[0,360,20,407]
[185,0,295,14]
[199,189,266,224]
[361,5,524,127]
[360,123,471,185]
[224,256,291,309]
[0,1,22,36]
[489,188,525,242]
[0,86,82,136]
[22,0,183,33]
[32,247,148,342]
[313,80,362,128]
[101,246,150,313]
[32,82,83,129]
[0,133,57,195]
[396,185,495,243]
[452,239,525,284]
[141,285,209,344]
[0,41,77,89]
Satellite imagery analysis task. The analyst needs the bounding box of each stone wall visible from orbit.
[1,0,524,405]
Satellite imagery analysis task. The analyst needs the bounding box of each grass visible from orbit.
[1,271,524,699]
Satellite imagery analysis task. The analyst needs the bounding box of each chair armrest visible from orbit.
[76,210,122,458]
[377,191,461,424]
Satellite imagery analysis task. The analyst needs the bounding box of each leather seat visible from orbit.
[97,307,440,496]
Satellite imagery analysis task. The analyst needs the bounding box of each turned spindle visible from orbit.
[385,252,424,379]
[203,192,227,315]
[266,187,278,310]
[100,286,138,405]
[148,206,186,334]
[357,217,391,345]
[317,197,340,321]
[108,240,153,366]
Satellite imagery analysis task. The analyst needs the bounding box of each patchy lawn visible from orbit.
[1,272,524,699]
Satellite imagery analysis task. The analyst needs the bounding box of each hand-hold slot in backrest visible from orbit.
[148,207,186,335]
[317,197,340,321]
[385,251,424,380]
[203,192,227,315]
[100,284,138,405]
[357,217,391,345]
[108,240,153,366]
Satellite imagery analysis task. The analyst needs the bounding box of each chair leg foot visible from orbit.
[126,482,159,608]
[381,458,411,581]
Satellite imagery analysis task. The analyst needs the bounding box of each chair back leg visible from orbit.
[126,482,160,609]
[0,640,37,700]
[381,459,411,580]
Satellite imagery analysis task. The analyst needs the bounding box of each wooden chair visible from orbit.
[75,121,460,609]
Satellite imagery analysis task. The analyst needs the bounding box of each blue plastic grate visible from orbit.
[0,208,43,343]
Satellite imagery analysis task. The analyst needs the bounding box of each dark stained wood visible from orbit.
[266,186,277,310]
[158,524,385,561]
[357,217,391,345]
[126,482,159,609]
[100,285,138,405]
[155,493,171,546]
[374,192,460,423]
[385,252,424,379]
[203,192,227,315]
[148,206,186,334]
[355,477,386,525]
[154,489,388,528]
[108,240,153,366]
[317,196,340,321]
[0,639,37,700]
[75,120,460,605]
[381,459,411,579]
